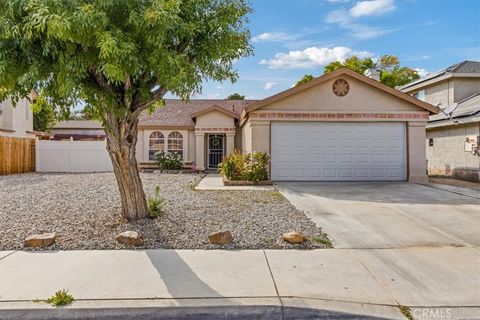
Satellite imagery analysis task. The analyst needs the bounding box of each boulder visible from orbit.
[24,232,56,248]
[208,230,233,245]
[283,231,305,244]
[116,231,145,246]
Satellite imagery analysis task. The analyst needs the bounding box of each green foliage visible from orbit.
[0,0,253,126]
[310,236,333,248]
[154,151,183,170]
[31,95,56,132]
[147,186,165,218]
[68,105,100,120]
[323,55,420,88]
[226,93,245,100]
[219,151,269,182]
[295,74,314,87]
[399,305,413,320]
[46,289,74,307]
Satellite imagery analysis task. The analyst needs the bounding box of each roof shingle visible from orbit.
[139,99,257,127]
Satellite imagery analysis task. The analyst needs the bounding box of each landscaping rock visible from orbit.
[208,230,233,245]
[24,232,56,248]
[116,231,145,246]
[283,231,305,244]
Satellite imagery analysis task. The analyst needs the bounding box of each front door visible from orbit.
[208,134,225,169]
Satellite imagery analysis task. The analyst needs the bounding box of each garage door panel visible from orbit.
[271,122,406,181]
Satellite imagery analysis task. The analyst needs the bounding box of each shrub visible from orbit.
[154,151,183,170]
[46,289,74,307]
[147,186,166,218]
[219,151,269,182]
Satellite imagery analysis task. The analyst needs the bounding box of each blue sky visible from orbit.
[179,0,479,100]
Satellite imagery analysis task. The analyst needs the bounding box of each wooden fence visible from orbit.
[0,136,35,175]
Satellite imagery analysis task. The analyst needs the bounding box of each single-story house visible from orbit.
[400,60,480,182]
[138,67,438,183]
[49,120,106,140]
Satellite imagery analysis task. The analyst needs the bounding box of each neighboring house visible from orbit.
[50,120,105,140]
[0,96,35,138]
[138,67,438,182]
[400,61,480,181]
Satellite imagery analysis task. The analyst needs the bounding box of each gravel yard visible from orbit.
[0,173,329,250]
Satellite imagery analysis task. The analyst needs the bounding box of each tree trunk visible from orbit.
[104,114,149,220]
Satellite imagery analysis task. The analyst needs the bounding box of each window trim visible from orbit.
[148,131,165,161]
[167,131,184,159]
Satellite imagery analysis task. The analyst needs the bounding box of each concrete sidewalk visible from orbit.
[0,248,479,319]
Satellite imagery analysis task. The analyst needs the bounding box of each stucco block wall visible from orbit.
[426,123,480,181]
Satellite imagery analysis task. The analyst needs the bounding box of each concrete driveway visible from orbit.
[278,182,480,249]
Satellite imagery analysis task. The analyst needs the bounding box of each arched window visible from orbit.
[149,131,164,160]
[168,131,183,159]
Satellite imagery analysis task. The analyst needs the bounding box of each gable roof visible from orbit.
[400,60,480,91]
[190,104,239,120]
[139,99,257,128]
[53,120,103,130]
[243,67,439,118]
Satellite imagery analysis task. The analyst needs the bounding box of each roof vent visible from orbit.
[364,68,381,81]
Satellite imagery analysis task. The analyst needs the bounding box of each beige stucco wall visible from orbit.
[242,74,431,182]
[410,77,480,107]
[195,110,235,128]
[260,75,421,112]
[0,97,34,138]
[241,122,252,153]
[452,78,480,102]
[137,129,190,163]
[426,123,480,180]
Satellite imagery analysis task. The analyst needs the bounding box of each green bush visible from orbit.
[46,289,74,307]
[219,151,269,182]
[154,151,183,170]
[148,186,166,218]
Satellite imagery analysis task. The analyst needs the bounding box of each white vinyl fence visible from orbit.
[36,138,113,173]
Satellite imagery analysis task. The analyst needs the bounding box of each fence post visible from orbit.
[35,137,39,172]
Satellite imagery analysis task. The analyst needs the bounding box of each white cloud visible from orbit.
[259,46,373,70]
[264,82,278,90]
[325,10,394,40]
[414,68,429,78]
[349,0,396,17]
[252,32,295,43]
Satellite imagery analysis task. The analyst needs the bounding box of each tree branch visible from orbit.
[131,87,168,118]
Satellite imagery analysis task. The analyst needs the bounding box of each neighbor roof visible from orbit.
[400,60,480,91]
[242,67,439,121]
[53,120,103,129]
[428,93,480,128]
[139,99,257,128]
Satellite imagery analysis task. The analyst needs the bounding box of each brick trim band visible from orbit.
[249,112,429,121]
[195,127,236,132]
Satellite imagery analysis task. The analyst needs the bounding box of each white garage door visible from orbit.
[271,122,406,181]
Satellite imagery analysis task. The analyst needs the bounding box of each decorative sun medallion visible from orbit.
[332,79,350,97]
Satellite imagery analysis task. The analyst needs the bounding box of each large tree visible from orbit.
[226,93,245,100]
[0,0,252,220]
[32,95,56,132]
[324,55,420,88]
